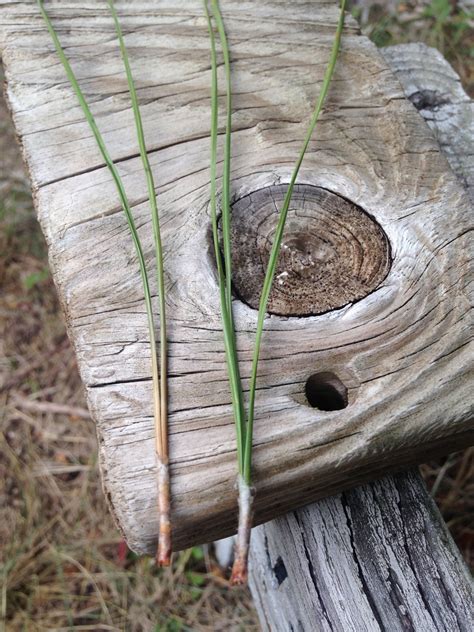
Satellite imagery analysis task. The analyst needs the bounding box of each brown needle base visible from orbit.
[230,477,255,585]
[156,457,172,567]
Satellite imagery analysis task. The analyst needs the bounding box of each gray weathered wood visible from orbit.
[249,43,474,632]
[0,2,472,553]
[382,43,474,199]
[250,471,474,632]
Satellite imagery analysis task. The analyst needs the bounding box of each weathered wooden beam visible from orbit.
[250,470,474,632]
[382,43,474,199]
[249,43,474,632]
[0,2,472,552]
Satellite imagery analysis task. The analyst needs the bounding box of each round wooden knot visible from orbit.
[227,184,391,316]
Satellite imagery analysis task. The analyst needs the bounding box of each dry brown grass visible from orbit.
[420,452,474,570]
[1,8,473,626]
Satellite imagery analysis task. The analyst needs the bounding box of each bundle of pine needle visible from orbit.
[38,0,171,566]
[39,0,346,583]
[204,0,347,584]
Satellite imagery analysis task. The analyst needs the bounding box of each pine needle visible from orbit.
[243,0,347,484]
[106,0,170,565]
[204,0,347,585]
[107,0,168,461]
[204,0,247,475]
[38,0,171,564]
[210,0,233,316]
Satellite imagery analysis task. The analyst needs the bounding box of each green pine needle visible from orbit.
[243,0,347,483]
[204,0,247,474]
[205,0,347,486]
[107,0,168,457]
[210,0,233,317]
[244,0,346,484]
[37,0,166,456]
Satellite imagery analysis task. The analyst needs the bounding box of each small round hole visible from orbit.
[305,371,348,411]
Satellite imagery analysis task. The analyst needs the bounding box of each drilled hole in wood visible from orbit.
[224,184,391,317]
[305,372,348,411]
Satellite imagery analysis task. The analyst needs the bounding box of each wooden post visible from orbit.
[249,43,474,631]
[250,471,474,631]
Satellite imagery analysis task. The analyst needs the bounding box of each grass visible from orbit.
[1,1,473,628]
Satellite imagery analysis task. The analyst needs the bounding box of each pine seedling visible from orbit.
[38,1,171,565]
[205,0,347,584]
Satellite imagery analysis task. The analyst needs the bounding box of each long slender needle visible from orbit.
[106,0,171,566]
[36,0,162,453]
[206,0,254,586]
[243,0,347,484]
[210,0,233,316]
[38,0,171,563]
[107,0,168,461]
[204,0,246,474]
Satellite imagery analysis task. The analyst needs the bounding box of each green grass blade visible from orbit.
[107,0,168,456]
[37,0,163,454]
[204,0,246,473]
[210,0,233,316]
[243,0,347,484]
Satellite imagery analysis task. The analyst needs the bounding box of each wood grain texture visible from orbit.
[248,43,474,632]
[382,43,474,199]
[250,471,474,632]
[228,184,391,316]
[0,2,472,552]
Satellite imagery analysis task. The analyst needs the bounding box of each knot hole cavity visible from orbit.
[305,372,348,411]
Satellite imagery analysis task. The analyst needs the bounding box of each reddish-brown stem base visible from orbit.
[230,477,255,585]
[156,457,172,566]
